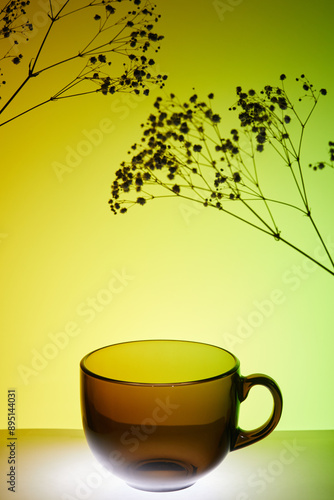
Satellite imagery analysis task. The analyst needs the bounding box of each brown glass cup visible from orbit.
[80,340,282,492]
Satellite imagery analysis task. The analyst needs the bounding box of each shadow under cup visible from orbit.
[80,340,282,492]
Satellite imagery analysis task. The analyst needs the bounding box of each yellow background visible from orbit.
[1,0,334,430]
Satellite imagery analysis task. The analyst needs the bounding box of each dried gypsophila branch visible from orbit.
[109,74,334,276]
[0,0,167,127]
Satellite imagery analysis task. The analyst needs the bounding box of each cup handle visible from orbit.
[231,373,283,451]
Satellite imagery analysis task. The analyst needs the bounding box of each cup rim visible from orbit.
[80,339,240,386]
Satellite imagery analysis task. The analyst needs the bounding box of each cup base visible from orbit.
[127,482,195,492]
[125,458,197,492]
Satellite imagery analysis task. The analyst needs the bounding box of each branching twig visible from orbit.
[108,75,334,276]
[0,0,167,127]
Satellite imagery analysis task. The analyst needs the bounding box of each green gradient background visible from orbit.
[1,0,334,432]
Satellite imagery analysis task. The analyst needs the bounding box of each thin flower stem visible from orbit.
[287,159,308,207]
[237,196,278,235]
[226,206,334,275]
[53,0,71,20]
[294,96,319,211]
[55,3,94,19]
[0,98,53,127]
[307,213,334,269]
[49,0,54,20]
[213,203,279,238]
[216,196,334,275]
[249,138,279,233]
[296,126,309,210]
[278,234,334,276]
[51,89,102,100]
[0,75,30,116]
[30,15,54,74]
[249,196,307,214]
[31,52,89,76]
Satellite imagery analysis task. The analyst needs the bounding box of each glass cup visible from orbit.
[80,340,282,492]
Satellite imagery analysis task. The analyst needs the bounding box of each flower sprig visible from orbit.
[109,74,334,276]
[0,0,166,127]
[309,141,334,171]
[0,1,33,49]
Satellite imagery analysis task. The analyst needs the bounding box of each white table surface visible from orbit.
[0,429,333,500]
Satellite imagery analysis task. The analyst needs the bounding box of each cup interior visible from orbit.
[81,340,238,384]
